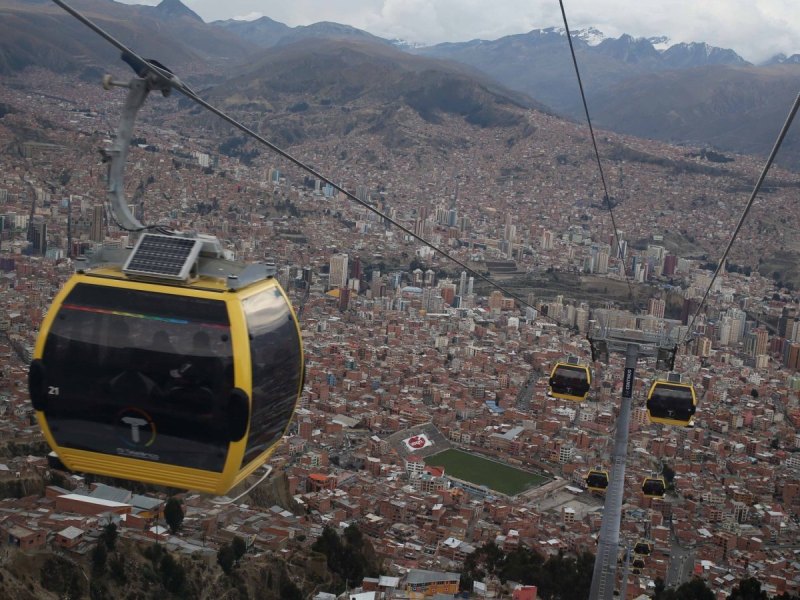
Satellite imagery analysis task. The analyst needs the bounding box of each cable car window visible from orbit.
[649,383,693,404]
[41,283,233,471]
[648,383,695,420]
[242,287,302,465]
[551,365,589,386]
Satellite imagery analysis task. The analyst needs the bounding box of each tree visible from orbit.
[41,556,86,599]
[163,496,184,534]
[727,577,768,600]
[311,525,377,592]
[89,579,112,600]
[108,554,127,584]
[232,535,247,561]
[217,543,235,575]
[661,463,676,484]
[344,523,364,548]
[100,521,118,551]
[657,578,714,600]
[279,571,303,600]
[159,553,187,594]
[91,543,108,575]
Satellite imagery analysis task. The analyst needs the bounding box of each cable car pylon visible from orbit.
[586,325,684,600]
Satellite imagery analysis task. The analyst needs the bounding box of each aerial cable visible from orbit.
[51,0,581,330]
[558,0,638,312]
[681,90,800,345]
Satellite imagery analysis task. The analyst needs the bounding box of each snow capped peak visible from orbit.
[575,27,606,46]
[648,35,671,51]
[391,38,427,50]
[528,26,605,45]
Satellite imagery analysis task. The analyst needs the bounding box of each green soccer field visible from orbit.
[424,449,548,495]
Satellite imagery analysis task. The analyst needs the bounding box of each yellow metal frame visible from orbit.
[548,363,592,402]
[586,469,609,492]
[228,278,305,490]
[641,476,666,498]
[33,269,304,495]
[646,380,696,427]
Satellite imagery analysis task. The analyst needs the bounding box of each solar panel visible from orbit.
[123,234,203,281]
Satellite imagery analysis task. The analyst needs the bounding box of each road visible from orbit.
[665,529,694,588]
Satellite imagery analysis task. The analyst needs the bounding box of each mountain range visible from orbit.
[1,0,799,169]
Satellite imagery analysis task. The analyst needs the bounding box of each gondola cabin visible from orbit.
[641,475,666,498]
[634,541,652,556]
[29,234,304,495]
[632,556,645,569]
[647,378,697,426]
[586,468,609,492]
[548,362,591,402]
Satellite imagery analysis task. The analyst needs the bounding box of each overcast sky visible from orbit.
[117,0,800,63]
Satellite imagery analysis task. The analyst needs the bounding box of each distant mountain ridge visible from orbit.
[2,0,800,169]
[413,28,751,109]
[146,0,203,22]
[411,27,800,169]
[198,37,545,151]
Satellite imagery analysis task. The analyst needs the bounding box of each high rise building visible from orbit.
[575,307,590,333]
[440,282,456,306]
[779,307,797,339]
[541,230,554,250]
[329,253,348,289]
[90,204,104,243]
[488,291,504,312]
[718,317,733,346]
[791,320,800,343]
[29,216,47,255]
[596,249,609,274]
[447,208,457,227]
[648,298,666,319]
[753,327,769,356]
[424,269,436,287]
[783,343,800,371]
[458,271,467,296]
[728,308,746,344]
[663,254,678,276]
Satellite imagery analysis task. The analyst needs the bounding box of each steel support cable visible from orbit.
[51,0,580,325]
[681,90,800,346]
[558,0,637,311]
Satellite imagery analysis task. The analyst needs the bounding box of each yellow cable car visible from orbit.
[586,468,609,492]
[548,359,591,402]
[632,556,645,569]
[641,475,666,498]
[634,541,652,556]
[29,234,304,495]
[647,376,696,426]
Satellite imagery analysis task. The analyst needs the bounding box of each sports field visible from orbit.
[424,449,548,496]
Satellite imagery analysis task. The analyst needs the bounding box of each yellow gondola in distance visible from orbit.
[586,468,609,492]
[641,475,666,498]
[29,234,304,495]
[548,361,591,402]
[646,378,697,426]
[632,556,646,569]
[634,541,652,556]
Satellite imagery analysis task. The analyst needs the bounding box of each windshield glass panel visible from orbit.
[42,283,234,472]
